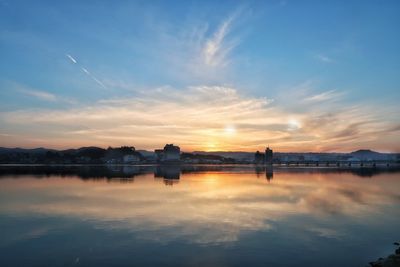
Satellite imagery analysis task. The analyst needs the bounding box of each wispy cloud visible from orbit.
[13,83,76,104]
[114,8,246,84]
[18,88,57,102]
[203,14,238,67]
[315,53,334,63]
[305,90,343,102]
[1,85,399,152]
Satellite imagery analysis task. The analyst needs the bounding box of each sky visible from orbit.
[0,0,399,152]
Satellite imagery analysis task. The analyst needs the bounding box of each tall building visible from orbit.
[265,147,273,164]
[163,144,180,161]
[155,144,181,162]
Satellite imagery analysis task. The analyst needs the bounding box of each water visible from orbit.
[0,165,399,267]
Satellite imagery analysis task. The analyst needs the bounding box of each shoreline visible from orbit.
[0,162,399,167]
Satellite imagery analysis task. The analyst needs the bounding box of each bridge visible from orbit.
[274,160,397,167]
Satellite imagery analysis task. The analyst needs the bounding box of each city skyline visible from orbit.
[1,1,399,152]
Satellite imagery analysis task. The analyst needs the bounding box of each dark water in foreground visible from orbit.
[0,165,399,267]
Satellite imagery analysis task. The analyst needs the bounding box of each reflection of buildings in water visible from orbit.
[0,165,399,181]
[254,166,273,181]
[266,167,273,182]
[163,179,179,186]
[2,168,399,249]
[154,165,181,185]
[105,165,144,180]
[254,166,265,178]
[122,166,141,175]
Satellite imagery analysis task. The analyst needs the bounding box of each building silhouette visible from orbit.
[254,151,265,164]
[265,147,273,165]
[254,147,274,165]
[123,154,140,164]
[155,144,181,163]
[154,149,164,162]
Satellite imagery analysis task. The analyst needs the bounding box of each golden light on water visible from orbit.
[1,170,399,244]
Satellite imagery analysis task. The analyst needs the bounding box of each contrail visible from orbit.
[81,67,107,89]
[66,54,77,64]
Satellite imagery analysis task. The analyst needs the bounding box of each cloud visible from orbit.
[315,54,333,63]
[11,82,76,104]
[1,85,399,152]
[90,8,246,86]
[305,90,343,102]
[18,88,57,102]
[203,15,237,67]
[1,170,398,244]
[66,54,77,64]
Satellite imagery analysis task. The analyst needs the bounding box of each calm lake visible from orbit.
[0,165,399,267]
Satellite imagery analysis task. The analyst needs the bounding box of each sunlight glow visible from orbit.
[224,125,236,135]
[288,119,301,131]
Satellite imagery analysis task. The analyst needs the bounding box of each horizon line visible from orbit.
[0,146,398,154]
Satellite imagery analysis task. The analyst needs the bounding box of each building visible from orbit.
[154,144,181,162]
[265,147,273,164]
[163,144,180,161]
[123,154,140,164]
[154,149,164,162]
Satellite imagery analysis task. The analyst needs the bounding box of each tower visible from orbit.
[265,147,273,165]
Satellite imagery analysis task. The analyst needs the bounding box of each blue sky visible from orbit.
[0,0,399,152]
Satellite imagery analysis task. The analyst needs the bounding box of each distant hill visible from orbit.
[193,151,254,161]
[0,146,142,164]
[195,149,399,162]
[0,147,54,154]
[350,149,391,160]
[351,149,380,155]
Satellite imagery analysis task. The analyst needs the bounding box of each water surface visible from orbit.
[0,165,399,266]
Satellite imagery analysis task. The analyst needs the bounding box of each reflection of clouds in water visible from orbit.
[308,227,345,239]
[299,182,399,217]
[0,172,399,244]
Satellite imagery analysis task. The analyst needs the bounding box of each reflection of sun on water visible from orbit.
[1,172,399,244]
[202,173,220,186]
